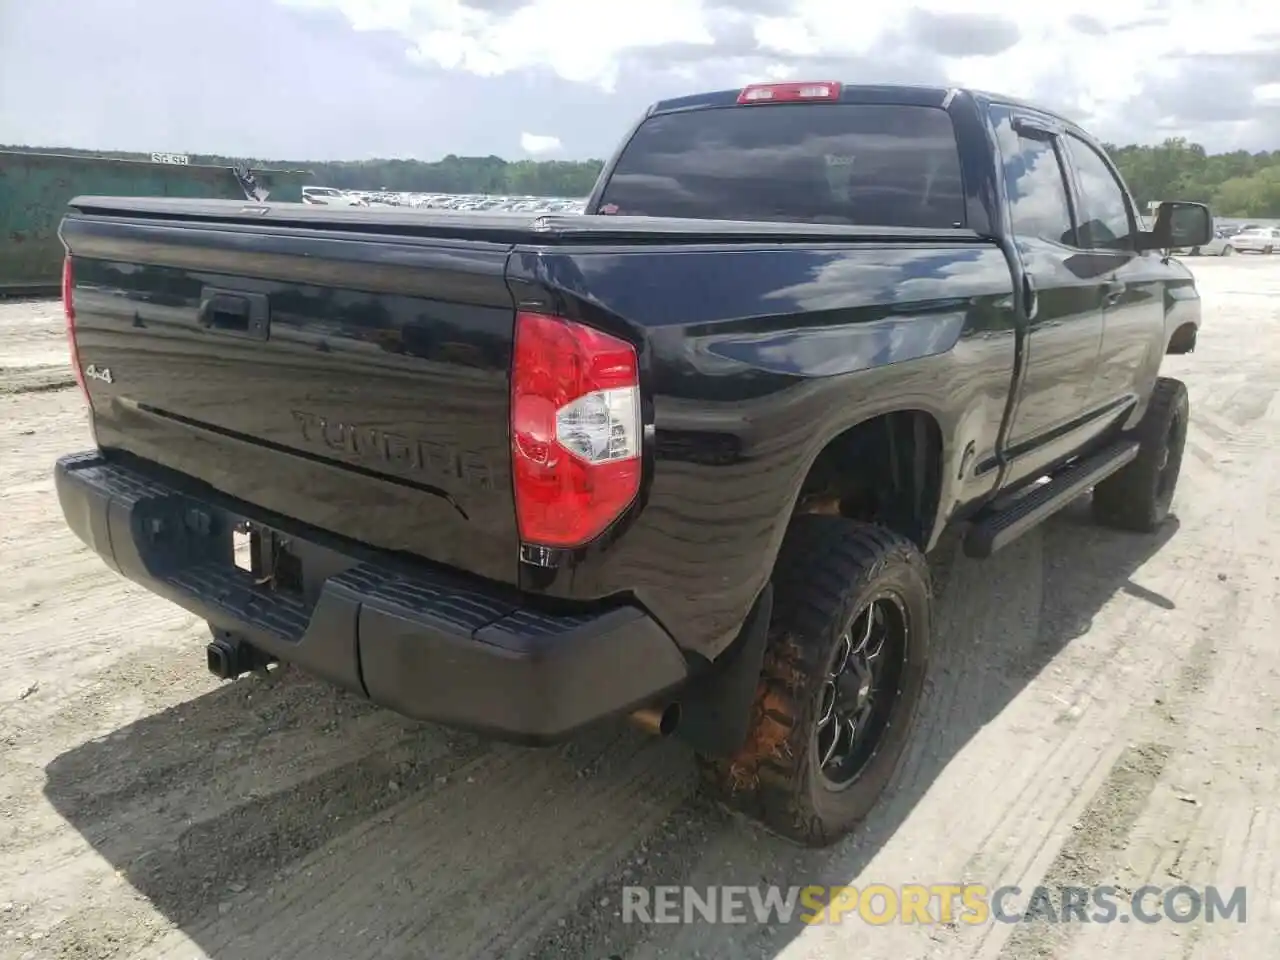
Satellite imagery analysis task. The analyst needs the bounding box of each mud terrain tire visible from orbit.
[697,517,931,847]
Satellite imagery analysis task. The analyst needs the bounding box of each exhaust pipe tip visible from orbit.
[630,702,681,737]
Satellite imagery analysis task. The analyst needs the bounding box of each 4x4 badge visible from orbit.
[84,364,113,384]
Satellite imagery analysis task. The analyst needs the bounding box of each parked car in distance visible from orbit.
[301,186,361,206]
[1230,226,1280,254]
[1176,228,1237,256]
[54,81,1212,847]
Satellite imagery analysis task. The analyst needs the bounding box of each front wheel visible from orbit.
[696,518,931,847]
[1092,377,1188,532]
[1266,245,1275,255]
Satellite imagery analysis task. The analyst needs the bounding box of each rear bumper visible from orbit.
[55,452,689,743]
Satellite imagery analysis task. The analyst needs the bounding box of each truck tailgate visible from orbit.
[60,211,521,585]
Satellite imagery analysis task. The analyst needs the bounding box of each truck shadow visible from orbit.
[42,498,1180,959]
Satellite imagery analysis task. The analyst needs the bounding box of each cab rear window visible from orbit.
[596,103,966,229]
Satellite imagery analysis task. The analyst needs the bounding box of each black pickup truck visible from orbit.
[54,81,1211,846]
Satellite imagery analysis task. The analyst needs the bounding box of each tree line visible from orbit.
[6,137,1280,216]
[1106,138,1280,219]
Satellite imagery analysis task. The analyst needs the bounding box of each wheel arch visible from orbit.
[1167,321,1198,355]
[787,408,946,550]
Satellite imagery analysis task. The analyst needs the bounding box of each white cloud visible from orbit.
[276,0,1280,150]
[5,0,1275,161]
[520,131,562,155]
[285,0,715,91]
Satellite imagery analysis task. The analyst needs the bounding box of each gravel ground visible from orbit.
[1,256,1278,959]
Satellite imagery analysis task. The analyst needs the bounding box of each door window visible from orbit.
[992,112,1075,246]
[1063,135,1135,251]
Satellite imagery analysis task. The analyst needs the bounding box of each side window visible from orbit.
[1063,135,1134,251]
[991,111,1074,245]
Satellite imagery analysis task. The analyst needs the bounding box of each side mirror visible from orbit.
[1139,200,1213,252]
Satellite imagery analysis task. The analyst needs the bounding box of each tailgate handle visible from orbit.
[198,289,270,340]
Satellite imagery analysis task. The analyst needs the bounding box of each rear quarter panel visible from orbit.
[511,241,1018,658]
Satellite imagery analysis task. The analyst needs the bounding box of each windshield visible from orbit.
[596,103,966,229]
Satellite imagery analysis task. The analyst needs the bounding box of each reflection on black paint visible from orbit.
[701,310,968,377]
[70,246,523,589]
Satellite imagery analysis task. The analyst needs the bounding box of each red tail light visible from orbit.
[737,81,842,104]
[511,311,642,548]
[62,256,87,398]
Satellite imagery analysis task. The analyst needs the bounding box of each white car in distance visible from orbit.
[1229,227,1280,254]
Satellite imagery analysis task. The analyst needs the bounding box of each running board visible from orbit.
[964,441,1141,559]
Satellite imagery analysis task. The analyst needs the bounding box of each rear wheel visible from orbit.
[1091,377,1188,532]
[696,517,931,847]
[1222,245,1235,256]
[1266,245,1275,255]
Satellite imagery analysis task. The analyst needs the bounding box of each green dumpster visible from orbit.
[0,151,309,295]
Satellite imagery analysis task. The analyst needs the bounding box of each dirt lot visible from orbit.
[2,257,1278,960]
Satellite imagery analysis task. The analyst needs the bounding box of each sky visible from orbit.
[2,0,1280,162]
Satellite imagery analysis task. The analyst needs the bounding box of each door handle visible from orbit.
[1022,273,1038,321]
[1103,280,1125,306]
[198,288,271,341]
[199,294,250,331]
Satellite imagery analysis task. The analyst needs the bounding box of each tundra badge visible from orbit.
[84,364,114,385]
